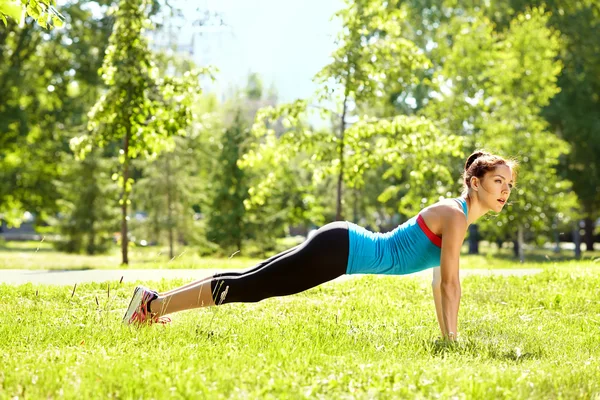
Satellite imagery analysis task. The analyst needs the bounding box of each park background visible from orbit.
[0,0,599,398]
[0,0,599,265]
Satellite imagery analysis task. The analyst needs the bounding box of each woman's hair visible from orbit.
[462,150,518,195]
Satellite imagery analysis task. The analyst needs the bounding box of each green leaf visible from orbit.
[37,15,46,28]
[0,1,22,21]
[52,14,62,27]
[26,4,38,19]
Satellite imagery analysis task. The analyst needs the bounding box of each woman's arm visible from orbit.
[439,209,467,340]
[431,267,446,336]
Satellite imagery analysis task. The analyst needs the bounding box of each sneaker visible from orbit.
[123,285,160,325]
[152,315,172,325]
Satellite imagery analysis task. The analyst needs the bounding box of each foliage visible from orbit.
[397,0,598,249]
[242,0,463,226]
[206,109,249,253]
[244,109,463,225]
[420,7,578,243]
[344,115,463,216]
[0,0,64,29]
[527,0,600,223]
[70,0,201,264]
[0,2,113,227]
[129,53,215,258]
[51,151,120,254]
[314,0,431,111]
[200,73,304,256]
[132,135,207,253]
[1,0,595,252]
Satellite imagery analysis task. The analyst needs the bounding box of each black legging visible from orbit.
[210,221,349,304]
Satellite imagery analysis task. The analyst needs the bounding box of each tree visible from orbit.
[418,7,578,260]
[0,2,113,227]
[483,0,600,254]
[0,0,64,28]
[71,0,200,264]
[133,136,208,257]
[128,51,214,259]
[242,0,462,230]
[52,151,119,254]
[206,109,249,253]
[206,74,294,256]
[399,0,599,255]
[529,0,600,252]
[314,0,434,220]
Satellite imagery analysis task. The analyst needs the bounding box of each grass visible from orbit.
[0,241,259,270]
[1,268,599,398]
[1,240,598,270]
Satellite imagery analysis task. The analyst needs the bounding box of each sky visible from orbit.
[75,0,345,102]
[173,0,344,102]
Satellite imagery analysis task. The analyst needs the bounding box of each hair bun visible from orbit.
[465,150,489,171]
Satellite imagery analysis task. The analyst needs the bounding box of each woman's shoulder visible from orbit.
[424,197,465,216]
[419,198,467,236]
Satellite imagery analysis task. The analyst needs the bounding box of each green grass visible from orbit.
[0,242,259,270]
[1,269,599,398]
[460,253,600,270]
[1,240,598,270]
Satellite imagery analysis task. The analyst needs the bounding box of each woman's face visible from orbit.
[478,165,514,212]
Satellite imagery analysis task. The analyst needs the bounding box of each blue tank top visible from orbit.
[346,197,468,275]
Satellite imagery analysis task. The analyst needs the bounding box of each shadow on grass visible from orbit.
[490,347,543,362]
[46,266,96,272]
[0,247,54,253]
[467,250,600,264]
[424,338,544,362]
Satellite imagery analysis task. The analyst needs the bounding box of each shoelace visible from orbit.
[152,315,172,325]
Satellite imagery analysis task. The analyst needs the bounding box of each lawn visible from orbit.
[1,240,598,270]
[0,241,259,270]
[1,268,599,398]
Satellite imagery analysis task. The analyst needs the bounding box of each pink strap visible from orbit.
[417,215,442,248]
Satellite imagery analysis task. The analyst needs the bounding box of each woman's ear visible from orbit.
[470,176,479,191]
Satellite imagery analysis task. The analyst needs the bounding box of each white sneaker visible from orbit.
[122,286,163,325]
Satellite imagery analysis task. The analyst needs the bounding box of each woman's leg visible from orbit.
[158,245,301,297]
[150,222,349,317]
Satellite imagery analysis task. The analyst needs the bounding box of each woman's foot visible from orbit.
[123,286,170,325]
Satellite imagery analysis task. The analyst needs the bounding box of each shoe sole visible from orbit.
[122,286,143,325]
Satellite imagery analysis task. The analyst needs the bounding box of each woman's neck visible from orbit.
[462,193,489,225]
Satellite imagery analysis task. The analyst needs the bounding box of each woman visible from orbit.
[123,150,517,340]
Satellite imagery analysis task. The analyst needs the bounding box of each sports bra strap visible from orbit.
[454,197,469,220]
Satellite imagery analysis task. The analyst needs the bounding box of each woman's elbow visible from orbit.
[441,280,461,295]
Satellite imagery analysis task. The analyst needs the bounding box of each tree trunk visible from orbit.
[552,215,560,253]
[121,131,130,265]
[468,224,479,254]
[336,93,348,221]
[88,221,96,255]
[584,217,595,252]
[517,224,525,263]
[353,187,359,223]
[166,155,174,260]
[573,220,582,259]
